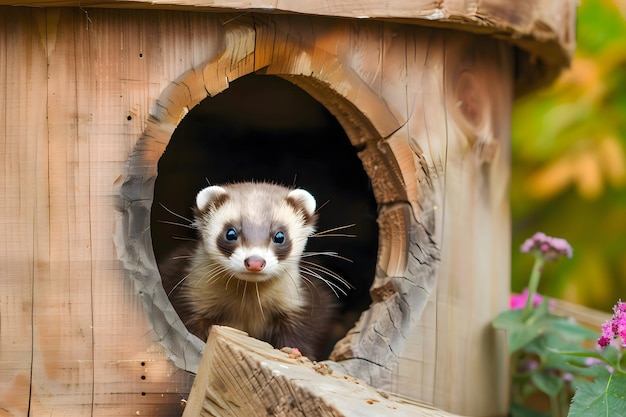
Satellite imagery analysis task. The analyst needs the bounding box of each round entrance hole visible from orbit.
[150,74,378,359]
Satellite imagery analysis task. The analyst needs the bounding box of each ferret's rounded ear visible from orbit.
[287,189,316,217]
[196,186,227,211]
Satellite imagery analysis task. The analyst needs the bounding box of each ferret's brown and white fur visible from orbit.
[165,182,340,360]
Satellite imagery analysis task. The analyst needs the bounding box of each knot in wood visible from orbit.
[370,281,398,303]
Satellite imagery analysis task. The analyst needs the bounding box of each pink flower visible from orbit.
[598,335,612,348]
[598,299,626,349]
[521,232,573,261]
[510,288,546,310]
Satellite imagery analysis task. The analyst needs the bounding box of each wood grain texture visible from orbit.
[0,8,231,416]
[31,8,94,414]
[402,34,513,414]
[182,326,466,417]
[123,15,508,416]
[0,0,576,94]
[0,8,47,416]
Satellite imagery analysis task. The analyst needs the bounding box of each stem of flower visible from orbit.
[522,254,545,322]
[559,384,569,417]
[549,394,561,417]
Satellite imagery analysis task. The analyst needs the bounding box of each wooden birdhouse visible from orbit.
[0,1,576,416]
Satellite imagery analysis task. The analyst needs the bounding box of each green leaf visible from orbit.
[493,309,525,329]
[545,349,613,378]
[576,364,615,379]
[492,310,545,353]
[577,0,626,54]
[531,371,564,397]
[601,346,621,371]
[549,317,599,342]
[532,298,552,319]
[548,348,619,377]
[510,402,551,417]
[542,333,586,356]
[555,349,607,361]
[569,374,626,417]
[560,346,621,370]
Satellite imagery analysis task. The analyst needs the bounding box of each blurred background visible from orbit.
[511,0,626,312]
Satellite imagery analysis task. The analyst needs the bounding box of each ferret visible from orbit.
[160,182,344,360]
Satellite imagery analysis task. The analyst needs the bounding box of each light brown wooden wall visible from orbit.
[0,8,216,416]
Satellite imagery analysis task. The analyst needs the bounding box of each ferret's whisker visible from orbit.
[311,223,357,238]
[172,236,198,242]
[197,264,230,287]
[312,233,355,238]
[225,273,235,290]
[255,283,265,320]
[299,266,347,297]
[240,281,248,308]
[158,220,196,230]
[282,268,304,305]
[302,251,354,263]
[298,274,320,315]
[315,199,331,212]
[301,260,354,290]
[171,254,193,260]
[168,262,218,296]
[159,203,194,224]
[168,275,188,297]
[166,259,219,296]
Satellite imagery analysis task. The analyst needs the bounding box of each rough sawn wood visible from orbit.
[0,0,577,94]
[182,326,465,417]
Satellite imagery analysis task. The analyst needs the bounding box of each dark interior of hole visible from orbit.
[150,74,378,357]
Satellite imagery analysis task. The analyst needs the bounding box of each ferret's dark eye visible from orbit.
[225,228,238,241]
[273,231,285,244]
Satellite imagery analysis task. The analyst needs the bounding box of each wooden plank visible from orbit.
[108,8,219,386]
[83,9,198,415]
[347,19,384,99]
[183,326,466,417]
[0,8,223,416]
[553,298,611,331]
[397,32,513,415]
[0,0,577,93]
[0,7,48,416]
[201,13,254,96]
[26,8,95,415]
[320,28,512,416]
[0,0,576,48]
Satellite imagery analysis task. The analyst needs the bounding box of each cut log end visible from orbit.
[182,325,467,417]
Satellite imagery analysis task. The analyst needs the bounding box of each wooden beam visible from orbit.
[1,0,577,93]
[0,7,48,416]
[183,326,466,417]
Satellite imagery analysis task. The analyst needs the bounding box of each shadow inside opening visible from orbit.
[150,74,378,358]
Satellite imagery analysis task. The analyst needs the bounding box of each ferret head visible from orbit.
[193,182,317,283]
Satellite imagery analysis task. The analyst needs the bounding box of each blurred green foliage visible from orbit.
[511,0,626,311]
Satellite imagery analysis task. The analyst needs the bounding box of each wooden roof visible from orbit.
[3,0,575,92]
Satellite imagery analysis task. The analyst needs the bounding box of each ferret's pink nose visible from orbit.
[244,256,266,272]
